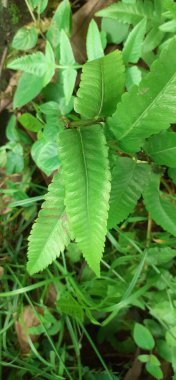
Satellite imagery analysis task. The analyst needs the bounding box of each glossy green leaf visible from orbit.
[143,171,176,237]
[108,157,149,229]
[144,132,176,168]
[47,0,71,48]
[13,73,44,108]
[86,19,104,61]
[12,26,38,51]
[31,139,60,176]
[96,1,154,24]
[133,323,155,350]
[8,42,55,86]
[109,38,176,153]
[60,30,77,104]
[27,172,70,274]
[74,51,125,119]
[101,18,128,44]
[18,113,43,132]
[59,126,111,276]
[123,18,146,64]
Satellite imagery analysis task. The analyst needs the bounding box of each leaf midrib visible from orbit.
[97,60,104,117]
[149,145,176,156]
[78,129,91,234]
[119,70,176,141]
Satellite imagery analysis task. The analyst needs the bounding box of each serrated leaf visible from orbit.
[74,51,125,119]
[86,19,104,61]
[133,323,155,350]
[27,172,70,275]
[143,171,176,237]
[59,126,111,276]
[47,0,71,48]
[144,132,176,168]
[58,292,84,322]
[13,73,44,108]
[12,26,38,51]
[96,1,154,25]
[123,18,147,64]
[31,139,60,176]
[109,38,176,153]
[108,157,149,229]
[146,247,176,266]
[8,42,55,86]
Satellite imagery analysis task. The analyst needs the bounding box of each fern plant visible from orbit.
[7,0,176,278]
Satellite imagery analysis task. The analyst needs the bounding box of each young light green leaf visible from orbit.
[13,72,44,108]
[60,30,77,104]
[28,0,47,12]
[133,323,155,350]
[18,113,43,132]
[59,126,111,276]
[159,19,176,33]
[86,19,104,61]
[96,1,154,25]
[142,27,164,55]
[143,171,176,237]
[31,139,60,176]
[109,38,176,153]
[47,0,71,48]
[12,26,38,51]
[126,66,142,90]
[108,157,149,229]
[123,18,147,64]
[8,42,55,86]
[27,172,70,275]
[6,115,18,141]
[74,51,125,119]
[101,18,129,44]
[144,132,176,168]
[6,144,24,174]
[146,361,163,380]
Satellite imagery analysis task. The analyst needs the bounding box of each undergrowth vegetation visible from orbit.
[1,0,176,379]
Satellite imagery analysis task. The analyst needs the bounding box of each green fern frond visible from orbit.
[109,38,176,153]
[143,171,176,237]
[96,1,155,25]
[59,126,111,276]
[108,157,150,229]
[27,171,70,275]
[74,51,125,119]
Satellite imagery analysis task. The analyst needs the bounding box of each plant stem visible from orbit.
[146,213,152,248]
[24,0,36,22]
[69,118,104,128]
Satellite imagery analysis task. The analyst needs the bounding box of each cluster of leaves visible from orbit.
[2,0,176,379]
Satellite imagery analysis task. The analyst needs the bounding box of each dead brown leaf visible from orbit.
[0,266,4,277]
[123,349,142,380]
[45,283,57,306]
[15,305,43,354]
[72,0,115,62]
